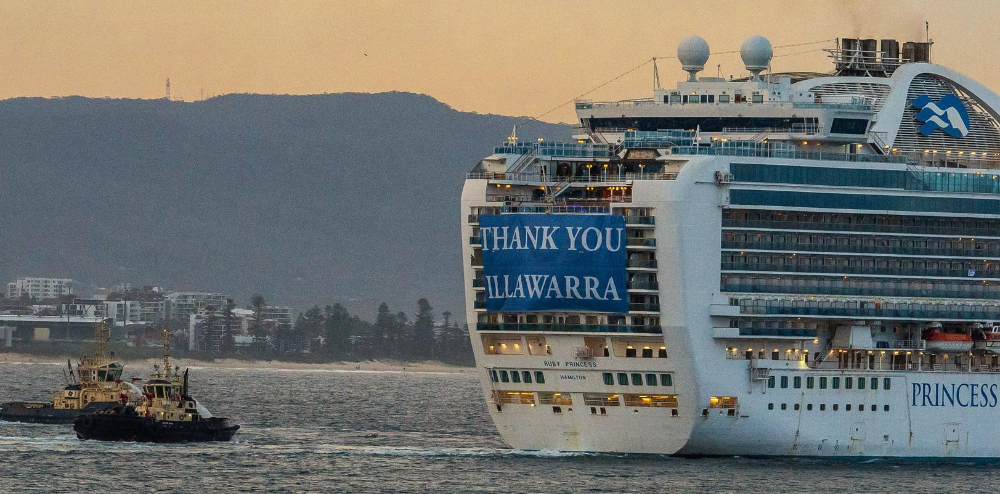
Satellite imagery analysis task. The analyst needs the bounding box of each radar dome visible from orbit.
[677,36,710,81]
[740,35,773,78]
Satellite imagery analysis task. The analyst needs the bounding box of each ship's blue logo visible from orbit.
[911,94,970,137]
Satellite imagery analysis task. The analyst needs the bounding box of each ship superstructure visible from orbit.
[460,34,1000,457]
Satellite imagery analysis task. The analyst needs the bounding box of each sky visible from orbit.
[1,0,998,123]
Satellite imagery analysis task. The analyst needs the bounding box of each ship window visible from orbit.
[708,95,715,103]
[845,377,853,389]
[768,403,774,410]
[500,370,509,383]
[768,376,776,388]
[807,404,813,411]
[646,373,657,386]
[830,118,869,135]
[870,377,878,390]
[781,403,787,410]
[155,386,164,398]
[603,372,614,385]
[820,404,826,411]
[884,405,890,411]
[617,373,629,386]
[833,404,839,411]
[859,404,865,411]
[846,404,852,411]
[535,371,545,384]
[682,95,688,103]
[752,94,764,104]
[493,391,535,405]
[857,378,865,390]
[658,348,668,358]
[806,377,814,389]
[631,373,643,386]
[719,94,730,103]
[522,371,532,384]
[626,347,637,358]
[583,393,621,406]
[660,374,673,386]
[780,376,788,388]
[832,377,840,389]
[700,95,708,103]
[794,403,800,410]
[884,378,891,390]
[793,376,802,389]
[511,371,521,383]
[490,370,499,382]
[819,377,827,389]
[538,392,572,406]
[642,348,653,358]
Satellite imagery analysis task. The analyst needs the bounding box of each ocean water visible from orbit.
[0,362,994,493]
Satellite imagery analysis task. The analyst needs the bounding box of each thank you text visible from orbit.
[479,214,628,313]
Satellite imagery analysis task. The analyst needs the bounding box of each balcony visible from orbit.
[468,214,479,224]
[473,301,486,309]
[627,259,658,269]
[469,236,481,245]
[712,327,818,339]
[628,281,659,291]
[477,323,662,334]
[625,216,655,226]
[629,303,661,312]
[721,240,1000,258]
[626,238,657,248]
[721,262,999,280]
[720,282,999,301]
[739,305,1000,321]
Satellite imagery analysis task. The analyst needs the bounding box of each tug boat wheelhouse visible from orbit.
[73,329,239,443]
[0,320,140,424]
[461,34,1000,457]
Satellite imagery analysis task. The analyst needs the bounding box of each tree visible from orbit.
[222,298,236,354]
[372,302,393,358]
[323,304,351,358]
[201,305,218,353]
[410,298,434,360]
[393,311,410,359]
[250,294,269,355]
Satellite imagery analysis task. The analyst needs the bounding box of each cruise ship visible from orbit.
[460,34,1000,457]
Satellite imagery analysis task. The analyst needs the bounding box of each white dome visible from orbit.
[740,35,773,72]
[677,36,710,72]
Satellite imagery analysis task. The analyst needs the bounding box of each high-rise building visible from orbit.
[6,277,74,300]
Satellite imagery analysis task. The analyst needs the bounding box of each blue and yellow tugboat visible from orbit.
[1,319,140,424]
[73,329,239,443]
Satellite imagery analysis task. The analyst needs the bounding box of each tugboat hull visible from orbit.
[74,414,240,443]
[1,401,118,424]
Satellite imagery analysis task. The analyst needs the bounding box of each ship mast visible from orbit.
[161,327,171,378]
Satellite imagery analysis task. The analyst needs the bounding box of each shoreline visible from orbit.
[0,353,474,374]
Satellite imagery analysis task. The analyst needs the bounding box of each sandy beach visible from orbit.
[0,352,474,374]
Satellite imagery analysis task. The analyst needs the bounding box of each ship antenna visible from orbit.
[161,327,171,378]
[94,319,109,359]
[652,57,662,91]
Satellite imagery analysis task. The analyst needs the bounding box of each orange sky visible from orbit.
[1,0,997,123]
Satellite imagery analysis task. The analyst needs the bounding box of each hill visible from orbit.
[0,92,571,318]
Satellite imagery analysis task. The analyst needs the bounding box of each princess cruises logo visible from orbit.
[911,94,970,137]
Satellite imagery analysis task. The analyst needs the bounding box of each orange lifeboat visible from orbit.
[922,323,973,352]
[973,323,1000,354]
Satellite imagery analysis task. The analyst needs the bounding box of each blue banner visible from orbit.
[479,214,628,313]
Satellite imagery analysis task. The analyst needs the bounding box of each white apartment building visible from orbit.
[6,277,74,300]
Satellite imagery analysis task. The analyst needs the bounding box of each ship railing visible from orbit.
[670,143,912,164]
[467,171,678,182]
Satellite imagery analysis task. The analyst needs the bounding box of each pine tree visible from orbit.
[372,302,393,358]
[411,298,434,360]
[323,304,351,357]
[222,298,236,354]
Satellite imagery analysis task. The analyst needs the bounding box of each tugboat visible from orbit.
[73,329,239,443]
[1,319,141,424]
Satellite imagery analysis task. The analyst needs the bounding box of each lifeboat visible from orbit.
[973,323,1000,354]
[922,323,973,353]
